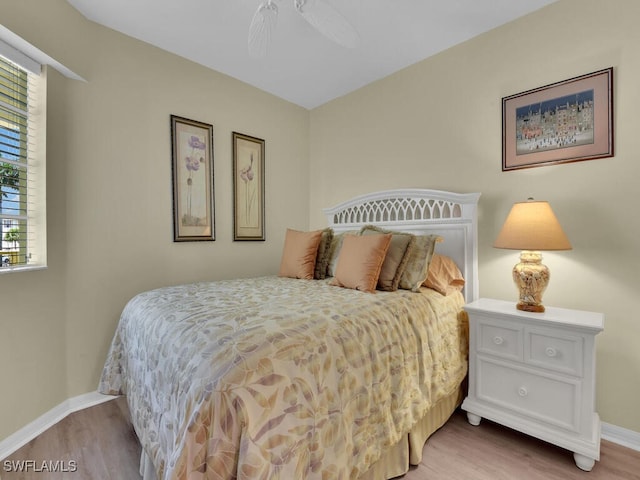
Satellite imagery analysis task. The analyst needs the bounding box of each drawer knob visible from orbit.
[545,347,557,358]
[493,336,504,345]
[518,387,528,397]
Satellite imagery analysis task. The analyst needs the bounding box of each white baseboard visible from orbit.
[602,421,640,452]
[0,391,116,461]
[1,393,638,461]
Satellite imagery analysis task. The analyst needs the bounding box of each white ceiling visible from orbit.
[66,0,556,110]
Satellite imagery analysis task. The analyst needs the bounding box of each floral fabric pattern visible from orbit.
[98,276,467,480]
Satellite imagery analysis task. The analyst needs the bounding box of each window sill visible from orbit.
[0,265,47,274]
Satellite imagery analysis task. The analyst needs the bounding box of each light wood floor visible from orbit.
[2,397,639,479]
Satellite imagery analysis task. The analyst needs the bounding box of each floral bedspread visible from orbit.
[98,276,467,480]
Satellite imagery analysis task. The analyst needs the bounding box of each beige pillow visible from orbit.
[424,254,465,295]
[326,231,357,277]
[398,234,442,292]
[314,228,334,280]
[360,225,415,291]
[278,229,323,279]
[330,233,392,293]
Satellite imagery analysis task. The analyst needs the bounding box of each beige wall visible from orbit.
[0,0,309,440]
[2,0,639,443]
[309,0,640,432]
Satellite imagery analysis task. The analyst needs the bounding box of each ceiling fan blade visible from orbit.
[248,1,279,57]
[294,0,359,49]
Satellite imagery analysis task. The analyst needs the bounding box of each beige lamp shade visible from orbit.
[494,199,572,251]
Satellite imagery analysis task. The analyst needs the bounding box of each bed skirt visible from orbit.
[138,385,462,480]
[359,385,463,479]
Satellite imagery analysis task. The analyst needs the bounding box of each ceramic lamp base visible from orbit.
[512,251,549,313]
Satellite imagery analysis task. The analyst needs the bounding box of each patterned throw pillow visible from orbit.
[314,228,334,280]
[398,234,442,292]
[360,225,415,291]
[325,231,357,277]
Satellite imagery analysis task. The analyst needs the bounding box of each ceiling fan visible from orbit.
[248,0,360,57]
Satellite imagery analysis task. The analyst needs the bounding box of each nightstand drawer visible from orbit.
[477,358,579,432]
[477,320,522,361]
[526,329,583,376]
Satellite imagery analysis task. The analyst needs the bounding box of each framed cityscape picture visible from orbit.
[502,67,613,171]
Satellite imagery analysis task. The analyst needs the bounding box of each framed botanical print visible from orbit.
[170,115,215,241]
[232,132,265,241]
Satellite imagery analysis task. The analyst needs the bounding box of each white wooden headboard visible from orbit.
[323,189,481,303]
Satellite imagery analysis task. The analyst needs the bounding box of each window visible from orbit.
[0,50,44,272]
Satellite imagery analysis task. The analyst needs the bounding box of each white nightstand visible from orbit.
[461,298,604,471]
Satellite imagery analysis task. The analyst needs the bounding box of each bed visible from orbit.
[98,188,481,480]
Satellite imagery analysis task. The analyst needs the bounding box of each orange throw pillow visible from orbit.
[423,254,465,295]
[278,229,323,279]
[330,233,392,293]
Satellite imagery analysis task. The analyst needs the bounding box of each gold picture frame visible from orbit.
[170,115,215,241]
[502,67,613,171]
[232,132,265,241]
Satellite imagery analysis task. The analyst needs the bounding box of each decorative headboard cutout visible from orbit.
[323,189,481,302]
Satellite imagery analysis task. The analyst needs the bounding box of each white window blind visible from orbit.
[0,52,45,272]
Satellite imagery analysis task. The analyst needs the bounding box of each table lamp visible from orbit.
[494,198,572,313]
